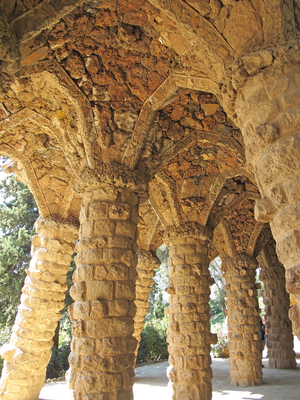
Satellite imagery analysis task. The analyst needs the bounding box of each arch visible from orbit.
[18,59,98,170]
[150,128,245,177]
[0,109,78,219]
[200,167,257,227]
[123,74,221,170]
[0,144,50,217]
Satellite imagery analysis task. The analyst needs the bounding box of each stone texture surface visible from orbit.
[223,254,262,387]
[164,225,215,400]
[68,169,140,400]
[259,238,296,369]
[0,1,300,400]
[133,251,159,355]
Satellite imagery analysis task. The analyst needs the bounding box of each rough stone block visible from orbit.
[115,281,135,300]
[106,264,128,281]
[108,300,129,316]
[73,265,94,283]
[88,202,108,220]
[70,282,86,301]
[115,220,136,238]
[93,220,116,237]
[86,280,113,300]
[86,317,134,338]
[108,203,131,220]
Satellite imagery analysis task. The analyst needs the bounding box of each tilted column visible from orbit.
[133,251,159,354]
[223,254,262,387]
[258,240,296,369]
[0,217,77,400]
[68,164,146,400]
[165,224,216,400]
[234,50,300,337]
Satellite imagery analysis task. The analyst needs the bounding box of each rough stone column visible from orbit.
[164,224,215,400]
[68,165,145,400]
[133,251,159,355]
[258,240,296,369]
[234,54,300,336]
[223,254,262,387]
[0,217,77,400]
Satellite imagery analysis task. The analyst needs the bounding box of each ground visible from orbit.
[39,337,300,400]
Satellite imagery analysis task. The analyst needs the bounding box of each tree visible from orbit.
[0,174,38,327]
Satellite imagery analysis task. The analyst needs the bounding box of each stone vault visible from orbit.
[0,1,300,399]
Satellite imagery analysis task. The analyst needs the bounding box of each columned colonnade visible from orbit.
[0,1,300,399]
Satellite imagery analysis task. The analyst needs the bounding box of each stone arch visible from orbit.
[150,130,245,178]
[0,144,51,218]
[123,74,221,170]
[16,59,98,171]
[0,107,80,220]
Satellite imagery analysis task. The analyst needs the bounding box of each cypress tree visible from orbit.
[0,175,38,327]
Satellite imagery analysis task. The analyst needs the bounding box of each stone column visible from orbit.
[223,254,262,387]
[258,240,296,369]
[164,224,215,400]
[68,165,145,400]
[234,52,300,336]
[0,217,77,400]
[133,251,159,355]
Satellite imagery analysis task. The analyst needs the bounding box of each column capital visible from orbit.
[137,250,160,267]
[222,253,258,271]
[74,162,148,195]
[164,222,212,246]
[35,215,79,242]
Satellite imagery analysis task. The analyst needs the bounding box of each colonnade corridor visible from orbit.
[39,353,300,400]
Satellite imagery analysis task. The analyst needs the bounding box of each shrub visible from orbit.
[137,315,169,364]
[46,344,71,379]
[211,322,229,358]
[0,326,11,375]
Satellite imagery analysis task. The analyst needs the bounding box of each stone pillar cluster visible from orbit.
[259,241,296,369]
[68,166,143,400]
[165,224,215,400]
[133,251,159,351]
[223,254,262,387]
[0,217,77,400]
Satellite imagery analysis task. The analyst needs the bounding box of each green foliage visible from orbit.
[46,344,71,379]
[137,245,170,363]
[210,322,229,358]
[137,316,169,364]
[59,312,73,348]
[0,172,38,375]
[0,326,11,375]
[209,257,226,321]
[0,170,75,378]
[147,245,169,321]
[0,175,38,327]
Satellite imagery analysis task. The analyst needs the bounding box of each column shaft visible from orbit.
[166,227,214,400]
[259,242,296,369]
[133,251,158,356]
[0,217,77,400]
[223,255,262,386]
[68,183,139,400]
[235,60,300,337]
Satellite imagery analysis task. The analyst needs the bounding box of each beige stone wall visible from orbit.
[0,217,77,400]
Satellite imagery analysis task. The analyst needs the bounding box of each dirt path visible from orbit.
[39,357,300,400]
